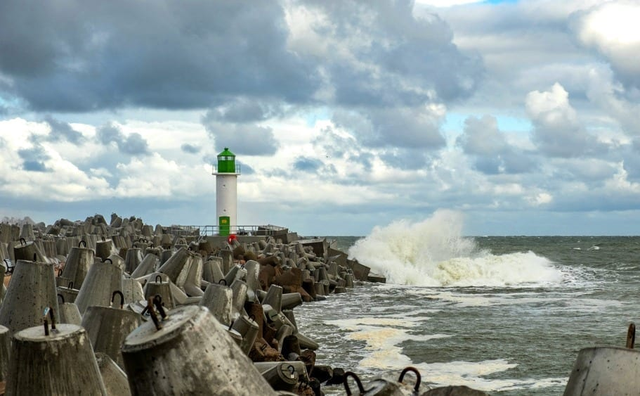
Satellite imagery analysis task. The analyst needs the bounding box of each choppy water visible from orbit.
[297,212,640,395]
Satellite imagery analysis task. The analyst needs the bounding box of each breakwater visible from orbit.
[0,213,445,395]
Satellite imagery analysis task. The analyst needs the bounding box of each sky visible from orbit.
[0,0,639,236]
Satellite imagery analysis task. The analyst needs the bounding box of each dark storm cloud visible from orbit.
[181,144,201,154]
[207,98,285,124]
[96,123,150,156]
[0,0,319,112]
[202,115,278,156]
[43,115,84,144]
[18,145,50,172]
[297,0,483,106]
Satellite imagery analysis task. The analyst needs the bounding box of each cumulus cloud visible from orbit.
[573,1,640,88]
[525,83,605,158]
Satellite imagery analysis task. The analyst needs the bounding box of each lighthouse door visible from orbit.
[219,216,230,236]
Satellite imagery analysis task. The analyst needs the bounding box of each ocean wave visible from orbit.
[348,210,564,287]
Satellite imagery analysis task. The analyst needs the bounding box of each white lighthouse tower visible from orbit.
[213,147,240,236]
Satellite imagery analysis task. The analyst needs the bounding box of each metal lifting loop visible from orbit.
[111,290,125,309]
[343,372,365,396]
[57,294,65,304]
[155,275,162,284]
[68,282,74,290]
[33,253,37,262]
[20,238,26,246]
[43,307,57,336]
[4,259,13,274]
[398,366,422,393]
[141,297,163,331]
[218,279,227,286]
[152,295,167,320]
[79,240,87,248]
[104,258,113,264]
[287,364,296,376]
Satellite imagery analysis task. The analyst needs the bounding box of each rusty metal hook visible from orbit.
[398,366,422,393]
[43,306,57,336]
[343,372,366,396]
[111,290,124,309]
[141,297,162,331]
[627,323,636,349]
[79,240,87,248]
[152,295,167,320]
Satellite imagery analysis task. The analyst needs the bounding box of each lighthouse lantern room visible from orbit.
[213,147,240,236]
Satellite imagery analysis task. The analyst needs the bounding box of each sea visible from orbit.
[295,211,640,395]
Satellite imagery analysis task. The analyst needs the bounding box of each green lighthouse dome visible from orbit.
[217,147,236,173]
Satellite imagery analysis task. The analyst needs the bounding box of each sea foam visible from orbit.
[348,210,563,287]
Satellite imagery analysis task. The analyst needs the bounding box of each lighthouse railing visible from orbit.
[169,224,287,237]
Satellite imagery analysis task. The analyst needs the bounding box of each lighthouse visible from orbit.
[213,147,240,236]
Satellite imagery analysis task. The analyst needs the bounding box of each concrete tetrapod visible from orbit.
[243,260,261,303]
[183,254,204,297]
[263,284,284,313]
[229,279,249,321]
[57,282,80,303]
[130,253,159,278]
[6,321,107,395]
[259,362,299,392]
[0,259,59,335]
[81,292,142,369]
[231,315,259,355]
[57,299,83,326]
[122,278,145,305]
[0,325,9,383]
[121,305,277,396]
[143,276,175,309]
[75,259,123,314]
[199,283,234,326]
[95,352,132,396]
[202,257,224,283]
[157,247,192,287]
[60,241,95,289]
[124,247,143,274]
[563,346,640,395]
